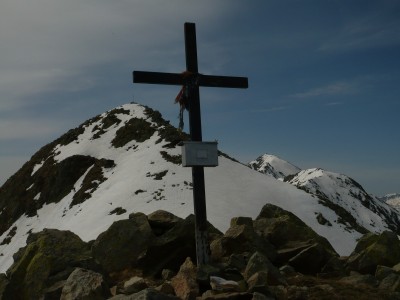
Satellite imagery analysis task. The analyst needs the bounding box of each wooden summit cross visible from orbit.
[133,22,248,265]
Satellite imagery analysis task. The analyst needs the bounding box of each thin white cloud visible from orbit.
[291,82,357,99]
[250,106,291,113]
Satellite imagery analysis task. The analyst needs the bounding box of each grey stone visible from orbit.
[60,268,109,300]
[244,252,286,286]
[123,276,148,295]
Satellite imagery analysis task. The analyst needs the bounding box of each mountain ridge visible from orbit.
[1,102,399,274]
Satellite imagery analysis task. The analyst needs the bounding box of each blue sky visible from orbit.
[0,0,399,196]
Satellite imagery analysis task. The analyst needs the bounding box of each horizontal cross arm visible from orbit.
[133,71,248,89]
[199,74,248,89]
[133,71,184,85]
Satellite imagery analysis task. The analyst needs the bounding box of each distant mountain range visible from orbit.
[0,102,399,274]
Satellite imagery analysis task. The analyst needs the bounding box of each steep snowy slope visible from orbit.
[249,154,300,179]
[0,103,398,273]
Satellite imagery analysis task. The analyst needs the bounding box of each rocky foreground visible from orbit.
[1,204,400,300]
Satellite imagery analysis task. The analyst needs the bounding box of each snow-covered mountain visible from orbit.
[1,103,399,274]
[249,154,300,179]
[250,154,400,236]
[285,168,400,234]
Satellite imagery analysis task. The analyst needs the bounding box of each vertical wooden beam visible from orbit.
[184,22,210,265]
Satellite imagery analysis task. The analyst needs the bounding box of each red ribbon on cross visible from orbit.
[175,71,194,130]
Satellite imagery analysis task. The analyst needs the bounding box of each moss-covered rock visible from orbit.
[211,218,276,263]
[347,231,400,274]
[254,204,337,256]
[60,267,110,300]
[253,204,339,275]
[4,229,95,300]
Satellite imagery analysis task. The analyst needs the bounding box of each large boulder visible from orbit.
[211,217,276,262]
[288,242,338,275]
[138,214,221,276]
[91,212,154,273]
[347,231,400,274]
[254,204,335,251]
[60,267,110,300]
[244,252,286,286]
[254,204,338,270]
[4,229,95,300]
[147,210,182,236]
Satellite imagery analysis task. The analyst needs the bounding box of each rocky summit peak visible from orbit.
[0,103,186,233]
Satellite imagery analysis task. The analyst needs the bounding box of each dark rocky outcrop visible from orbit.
[2,208,400,299]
